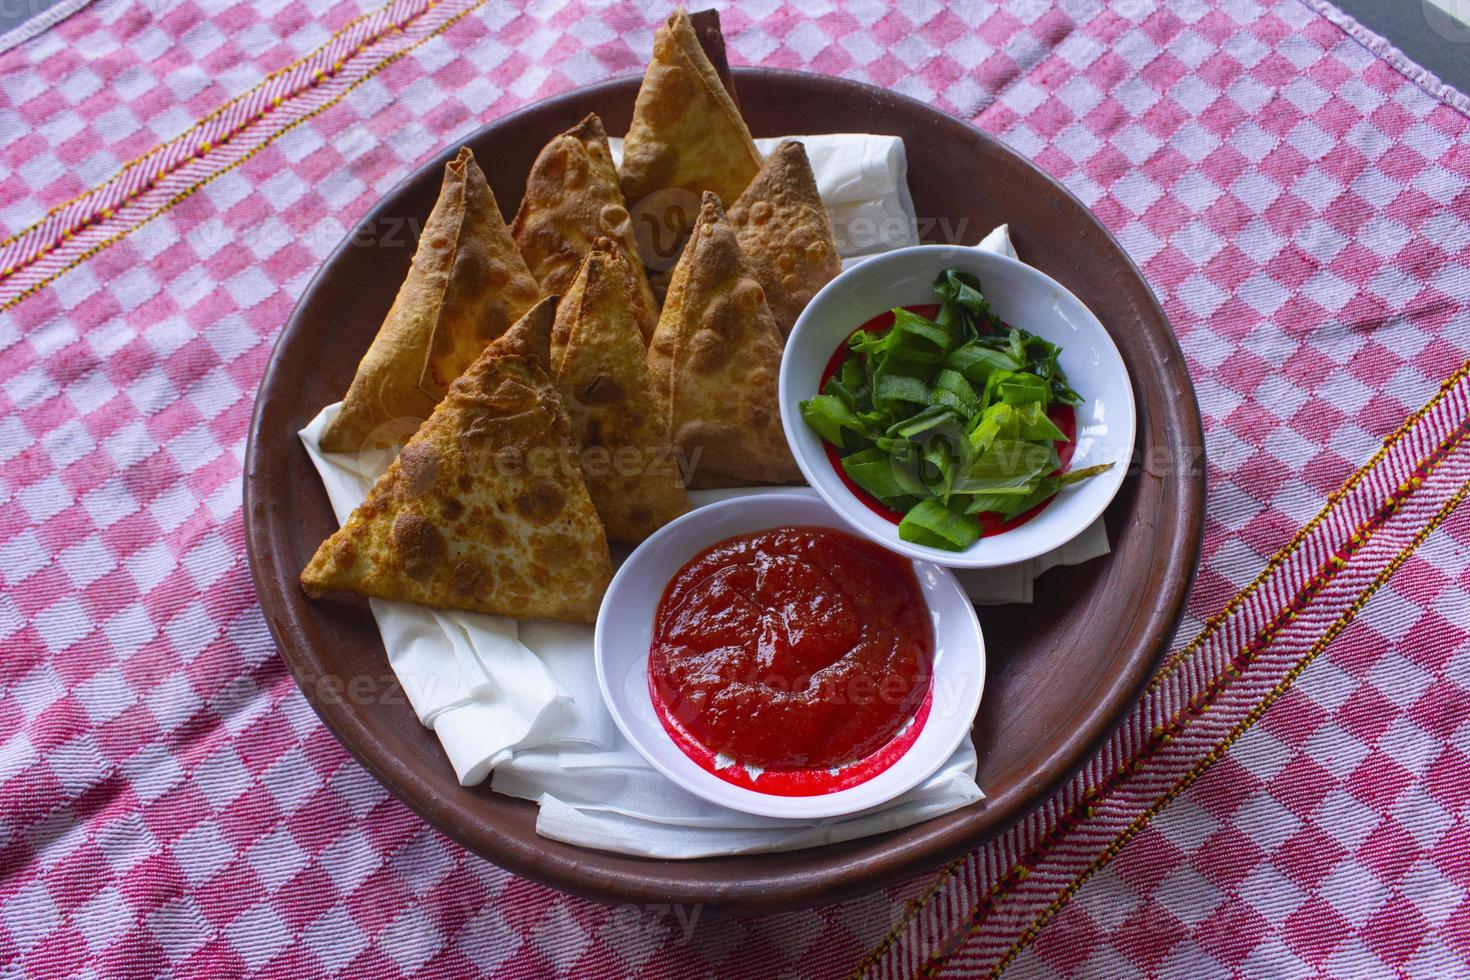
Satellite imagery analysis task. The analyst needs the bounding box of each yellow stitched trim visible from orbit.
[0,0,447,283]
[0,0,404,251]
[854,362,1470,976]
[850,857,968,979]
[942,407,1470,973]
[0,0,489,314]
[987,476,1470,977]
[1145,359,1470,694]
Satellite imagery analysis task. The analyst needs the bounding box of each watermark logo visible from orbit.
[629,188,701,272]
[605,903,703,948]
[349,421,707,489]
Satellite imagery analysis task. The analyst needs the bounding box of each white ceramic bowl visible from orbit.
[595,493,985,820]
[779,245,1135,569]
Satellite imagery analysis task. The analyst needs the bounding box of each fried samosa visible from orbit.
[511,114,658,337]
[549,225,661,361]
[488,293,557,363]
[302,305,612,623]
[728,140,841,337]
[687,8,741,110]
[321,146,541,453]
[620,7,762,266]
[552,241,691,543]
[647,193,800,485]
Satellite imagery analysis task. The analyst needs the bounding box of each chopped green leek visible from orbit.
[798,267,1115,551]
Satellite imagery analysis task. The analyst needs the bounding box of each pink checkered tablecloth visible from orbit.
[1,0,1468,974]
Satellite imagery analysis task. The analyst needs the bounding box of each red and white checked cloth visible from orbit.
[1,0,1468,975]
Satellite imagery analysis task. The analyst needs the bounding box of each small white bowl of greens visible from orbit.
[779,244,1134,569]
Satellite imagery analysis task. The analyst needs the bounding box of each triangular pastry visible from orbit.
[620,7,762,267]
[487,294,557,365]
[728,140,841,337]
[647,193,800,485]
[511,114,658,338]
[303,303,612,623]
[552,241,691,543]
[322,147,541,452]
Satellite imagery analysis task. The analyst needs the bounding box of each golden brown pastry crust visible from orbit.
[647,193,801,485]
[487,294,557,370]
[728,140,841,338]
[302,305,611,623]
[687,8,740,110]
[619,7,762,263]
[510,114,658,338]
[552,240,691,544]
[321,147,540,453]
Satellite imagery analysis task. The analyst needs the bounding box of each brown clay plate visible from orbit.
[245,69,1205,911]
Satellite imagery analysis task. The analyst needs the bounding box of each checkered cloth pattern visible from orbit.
[1,0,1468,975]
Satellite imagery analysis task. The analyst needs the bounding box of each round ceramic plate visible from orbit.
[245,69,1205,910]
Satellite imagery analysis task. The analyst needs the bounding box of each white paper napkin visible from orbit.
[753,134,920,257]
[296,135,1108,858]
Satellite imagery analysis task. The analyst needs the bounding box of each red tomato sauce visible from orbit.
[819,304,1077,535]
[648,526,933,793]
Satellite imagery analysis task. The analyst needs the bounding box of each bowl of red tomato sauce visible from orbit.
[595,493,984,819]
